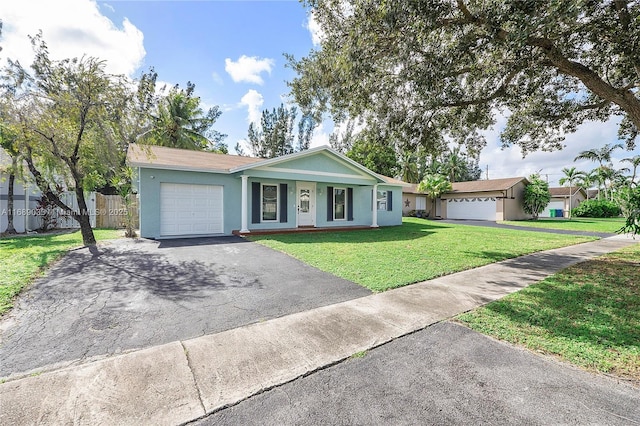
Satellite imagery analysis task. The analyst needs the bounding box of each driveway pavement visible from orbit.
[0,236,370,378]
[194,321,640,426]
[439,219,617,238]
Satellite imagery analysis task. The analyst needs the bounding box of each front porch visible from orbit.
[233,225,375,236]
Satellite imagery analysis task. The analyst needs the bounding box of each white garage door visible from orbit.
[160,183,224,236]
[446,197,496,220]
[541,201,565,218]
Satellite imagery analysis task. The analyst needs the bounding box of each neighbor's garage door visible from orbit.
[160,183,224,236]
[446,197,496,220]
[541,201,565,218]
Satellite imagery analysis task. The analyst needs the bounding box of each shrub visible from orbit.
[572,199,621,218]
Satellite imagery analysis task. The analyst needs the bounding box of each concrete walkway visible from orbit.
[0,235,637,425]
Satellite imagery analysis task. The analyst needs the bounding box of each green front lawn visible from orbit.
[249,218,595,292]
[458,244,640,382]
[501,217,625,233]
[0,229,123,315]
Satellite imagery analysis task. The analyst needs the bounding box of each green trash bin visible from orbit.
[550,209,555,218]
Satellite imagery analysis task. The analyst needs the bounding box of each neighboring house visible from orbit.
[1,148,96,233]
[402,184,436,217]
[587,188,599,200]
[127,144,406,238]
[402,177,532,221]
[542,187,587,218]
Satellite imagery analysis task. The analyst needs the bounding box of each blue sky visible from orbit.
[1,0,638,185]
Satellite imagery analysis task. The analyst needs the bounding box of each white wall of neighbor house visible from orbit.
[1,173,96,232]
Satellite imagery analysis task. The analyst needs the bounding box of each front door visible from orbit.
[297,182,316,227]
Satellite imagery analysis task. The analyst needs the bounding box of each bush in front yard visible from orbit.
[572,199,621,218]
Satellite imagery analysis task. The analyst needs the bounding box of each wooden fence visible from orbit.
[95,194,139,229]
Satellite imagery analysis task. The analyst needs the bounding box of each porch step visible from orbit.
[233,225,375,236]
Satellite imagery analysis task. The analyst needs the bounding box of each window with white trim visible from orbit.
[416,196,427,210]
[262,184,278,221]
[334,187,346,220]
[377,190,387,210]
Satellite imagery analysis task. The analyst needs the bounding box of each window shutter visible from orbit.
[387,190,393,211]
[347,188,354,221]
[327,186,334,222]
[251,182,260,224]
[279,183,288,223]
[371,189,374,211]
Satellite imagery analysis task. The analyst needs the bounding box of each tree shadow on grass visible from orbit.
[473,257,640,358]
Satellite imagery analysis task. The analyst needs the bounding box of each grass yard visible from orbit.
[458,244,640,382]
[501,217,626,234]
[249,217,595,292]
[0,229,122,315]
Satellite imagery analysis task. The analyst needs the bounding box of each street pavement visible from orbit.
[194,321,640,426]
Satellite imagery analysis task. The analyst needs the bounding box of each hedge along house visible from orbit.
[127,144,405,238]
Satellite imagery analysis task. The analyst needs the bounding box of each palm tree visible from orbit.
[443,146,465,183]
[574,143,624,168]
[574,143,625,200]
[144,83,226,152]
[621,155,640,187]
[417,173,452,217]
[559,167,581,219]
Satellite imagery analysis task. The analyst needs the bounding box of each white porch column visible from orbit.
[240,175,250,233]
[371,184,379,228]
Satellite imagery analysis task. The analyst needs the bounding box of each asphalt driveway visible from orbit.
[0,236,370,378]
[195,321,640,425]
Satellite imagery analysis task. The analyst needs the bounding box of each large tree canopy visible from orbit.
[289,0,640,156]
[2,35,131,245]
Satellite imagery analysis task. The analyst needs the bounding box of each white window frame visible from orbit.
[416,196,427,211]
[261,183,279,222]
[333,187,347,221]
[377,190,387,211]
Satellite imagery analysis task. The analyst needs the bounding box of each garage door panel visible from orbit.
[160,183,224,236]
[446,197,496,220]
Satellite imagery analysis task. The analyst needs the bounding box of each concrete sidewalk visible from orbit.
[1,235,637,425]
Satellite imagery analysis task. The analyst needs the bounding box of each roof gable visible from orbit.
[549,187,587,197]
[126,144,403,185]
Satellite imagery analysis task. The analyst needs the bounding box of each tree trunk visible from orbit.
[74,187,96,246]
[5,169,17,234]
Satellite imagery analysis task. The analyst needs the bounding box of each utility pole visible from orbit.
[485,165,489,180]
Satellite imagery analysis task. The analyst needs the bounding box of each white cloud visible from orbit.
[0,0,145,76]
[211,72,224,85]
[306,10,325,47]
[478,114,640,186]
[240,89,264,124]
[224,55,274,85]
[309,122,331,148]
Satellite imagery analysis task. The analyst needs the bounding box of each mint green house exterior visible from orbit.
[127,145,405,239]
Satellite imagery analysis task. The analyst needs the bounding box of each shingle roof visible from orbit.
[549,187,585,197]
[449,177,527,193]
[127,144,264,172]
[126,144,404,185]
[404,177,527,194]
